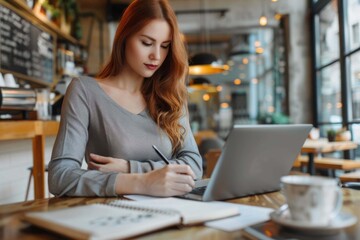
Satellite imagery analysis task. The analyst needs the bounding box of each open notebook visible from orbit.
[23,198,239,240]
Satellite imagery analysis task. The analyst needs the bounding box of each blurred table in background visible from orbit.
[0,121,60,199]
[301,139,358,175]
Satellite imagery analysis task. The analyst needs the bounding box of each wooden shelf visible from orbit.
[8,0,85,47]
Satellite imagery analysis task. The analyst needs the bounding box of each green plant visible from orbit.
[57,0,81,39]
[327,129,336,141]
[41,0,60,20]
[59,0,77,22]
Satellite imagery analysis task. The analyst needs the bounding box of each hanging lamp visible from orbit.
[259,0,268,26]
[189,53,229,75]
[188,77,218,92]
[188,0,229,76]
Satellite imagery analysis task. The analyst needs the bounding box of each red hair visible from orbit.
[97,0,188,154]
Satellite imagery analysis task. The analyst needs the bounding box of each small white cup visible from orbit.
[36,88,52,120]
[0,73,6,87]
[281,175,342,226]
[308,128,320,140]
[4,73,18,88]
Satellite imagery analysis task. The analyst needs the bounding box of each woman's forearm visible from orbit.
[114,173,144,195]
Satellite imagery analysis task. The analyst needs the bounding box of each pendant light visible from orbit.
[259,15,268,26]
[259,0,268,26]
[188,77,218,92]
[188,0,229,75]
[189,53,230,75]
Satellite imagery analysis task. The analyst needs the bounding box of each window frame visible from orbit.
[311,0,360,159]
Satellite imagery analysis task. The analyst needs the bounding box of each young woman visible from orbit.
[48,0,203,197]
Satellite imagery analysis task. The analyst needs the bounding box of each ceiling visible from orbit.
[76,0,289,34]
[76,0,288,54]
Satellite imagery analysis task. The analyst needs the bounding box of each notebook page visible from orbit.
[110,197,240,225]
[24,204,180,240]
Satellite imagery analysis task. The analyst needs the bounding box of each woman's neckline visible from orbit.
[88,76,147,116]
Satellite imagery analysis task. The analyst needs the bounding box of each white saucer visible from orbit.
[270,206,357,234]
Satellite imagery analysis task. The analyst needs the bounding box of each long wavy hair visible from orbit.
[97,0,188,155]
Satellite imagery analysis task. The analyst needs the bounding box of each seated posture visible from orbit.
[48,0,202,197]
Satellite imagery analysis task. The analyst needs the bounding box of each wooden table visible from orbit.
[1,189,360,239]
[0,121,60,199]
[301,139,358,175]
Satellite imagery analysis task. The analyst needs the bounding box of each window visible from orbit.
[351,124,360,158]
[312,0,360,159]
[318,0,339,66]
[352,23,359,46]
[319,63,342,123]
[350,51,360,120]
[347,0,360,51]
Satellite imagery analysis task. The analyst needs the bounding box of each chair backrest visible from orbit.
[204,149,221,178]
[198,137,225,157]
[194,130,218,146]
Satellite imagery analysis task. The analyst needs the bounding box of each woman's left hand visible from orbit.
[88,153,129,173]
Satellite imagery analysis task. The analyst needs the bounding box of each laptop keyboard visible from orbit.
[189,186,207,195]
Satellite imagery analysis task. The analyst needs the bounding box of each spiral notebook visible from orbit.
[23,198,240,240]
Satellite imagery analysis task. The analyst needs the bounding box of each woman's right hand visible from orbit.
[140,165,196,197]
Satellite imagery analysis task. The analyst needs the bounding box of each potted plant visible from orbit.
[41,0,61,26]
[327,129,336,142]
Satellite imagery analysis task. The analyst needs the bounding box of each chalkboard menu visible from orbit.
[0,3,54,84]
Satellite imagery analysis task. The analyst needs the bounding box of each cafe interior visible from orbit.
[1,0,360,239]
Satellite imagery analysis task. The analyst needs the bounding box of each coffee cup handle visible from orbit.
[330,187,343,220]
[279,204,289,213]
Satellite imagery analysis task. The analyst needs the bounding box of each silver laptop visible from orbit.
[182,124,312,201]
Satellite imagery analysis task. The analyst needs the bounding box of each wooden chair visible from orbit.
[194,130,218,146]
[203,149,221,178]
[297,155,360,171]
[339,172,360,183]
[25,165,49,201]
[292,157,302,168]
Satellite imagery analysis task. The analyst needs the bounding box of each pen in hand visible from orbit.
[152,145,170,165]
[153,145,196,181]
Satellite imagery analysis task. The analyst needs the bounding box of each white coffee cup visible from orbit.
[36,88,52,120]
[0,73,6,87]
[4,73,18,88]
[308,127,320,140]
[281,175,342,226]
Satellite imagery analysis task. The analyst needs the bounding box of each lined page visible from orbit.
[110,197,240,225]
[24,204,180,240]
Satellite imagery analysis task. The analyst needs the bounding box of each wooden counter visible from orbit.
[0,121,60,199]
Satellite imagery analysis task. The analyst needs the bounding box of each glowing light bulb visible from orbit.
[220,103,229,108]
[256,47,264,54]
[274,12,282,20]
[234,79,241,85]
[203,94,210,101]
[259,15,268,26]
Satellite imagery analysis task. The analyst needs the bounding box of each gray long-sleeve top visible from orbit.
[48,76,202,197]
